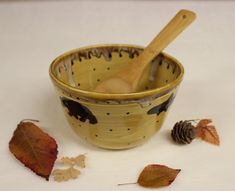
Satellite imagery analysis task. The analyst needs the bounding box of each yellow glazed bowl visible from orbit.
[49,44,184,149]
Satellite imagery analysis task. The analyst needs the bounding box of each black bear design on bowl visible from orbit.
[147,94,175,116]
[60,97,98,124]
[60,93,173,125]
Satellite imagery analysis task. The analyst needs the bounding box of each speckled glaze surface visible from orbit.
[49,44,184,149]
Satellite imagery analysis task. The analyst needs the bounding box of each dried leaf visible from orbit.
[53,154,86,182]
[197,125,220,145]
[137,164,181,188]
[72,155,86,168]
[53,167,81,182]
[9,121,58,180]
[60,157,74,166]
[196,119,212,128]
[195,119,220,145]
[60,155,86,168]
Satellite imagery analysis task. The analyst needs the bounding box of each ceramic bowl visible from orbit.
[49,44,184,149]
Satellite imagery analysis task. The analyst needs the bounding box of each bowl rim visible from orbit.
[49,44,184,101]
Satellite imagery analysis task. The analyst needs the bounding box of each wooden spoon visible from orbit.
[95,9,196,93]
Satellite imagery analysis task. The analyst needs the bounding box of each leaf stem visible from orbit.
[21,119,40,123]
[117,182,137,186]
[187,119,201,122]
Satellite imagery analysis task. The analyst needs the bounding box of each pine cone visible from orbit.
[171,120,196,144]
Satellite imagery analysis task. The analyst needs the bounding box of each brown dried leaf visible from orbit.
[9,121,58,180]
[53,166,81,182]
[137,164,181,188]
[72,155,86,168]
[196,119,220,145]
[196,119,212,128]
[197,125,220,145]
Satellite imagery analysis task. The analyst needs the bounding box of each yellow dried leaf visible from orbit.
[53,167,81,182]
[72,155,86,168]
[70,166,81,179]
[60,157,74,166]
[53,154,86,182]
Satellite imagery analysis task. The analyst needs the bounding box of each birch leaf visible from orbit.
[9,121,58,180]
[196,119,212,128]
[137,164,181,188]
[196,119,220,145]
[197,125,220,145]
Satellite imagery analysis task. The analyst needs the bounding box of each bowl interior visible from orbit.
[52,45,182,93]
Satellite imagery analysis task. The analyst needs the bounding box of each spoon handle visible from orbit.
[126,9,196,86]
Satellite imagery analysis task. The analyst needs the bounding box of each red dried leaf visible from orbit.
[196,125,220,145]
[137,164,181,188]
[9,121,58,180]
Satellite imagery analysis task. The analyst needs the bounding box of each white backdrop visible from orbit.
[0,1,235,191]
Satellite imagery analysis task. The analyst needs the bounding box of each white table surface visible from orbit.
[1,0,235,190]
